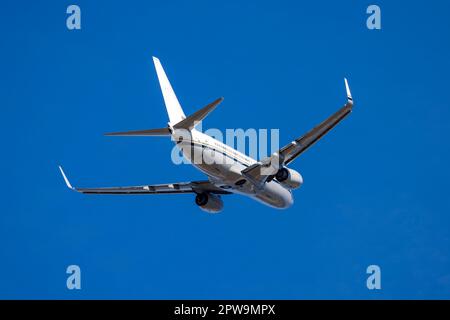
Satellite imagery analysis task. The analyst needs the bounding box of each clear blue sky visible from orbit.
[1,0,450,299]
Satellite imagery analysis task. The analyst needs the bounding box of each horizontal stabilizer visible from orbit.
[104,127,171,136]
[173,97,224,130]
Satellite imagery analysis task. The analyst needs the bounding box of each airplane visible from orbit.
[59,57,355,213]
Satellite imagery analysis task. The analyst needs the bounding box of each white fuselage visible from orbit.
[173,129,294,209]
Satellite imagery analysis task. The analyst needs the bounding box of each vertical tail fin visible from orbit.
[152,57,186,126]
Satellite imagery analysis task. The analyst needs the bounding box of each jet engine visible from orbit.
[195,193,223,213]
[275,168,303,189]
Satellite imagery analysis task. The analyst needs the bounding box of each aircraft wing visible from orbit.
[58,166,231,195]
[278,78,354,166]
[242,79,354,186]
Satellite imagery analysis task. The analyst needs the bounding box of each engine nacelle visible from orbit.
[195,193,223,213]
[275,168,303,189]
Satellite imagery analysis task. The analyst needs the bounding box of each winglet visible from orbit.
[344,78,353,105]
[58,166,74,190]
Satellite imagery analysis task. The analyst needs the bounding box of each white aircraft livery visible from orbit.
[59,57,355,213]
